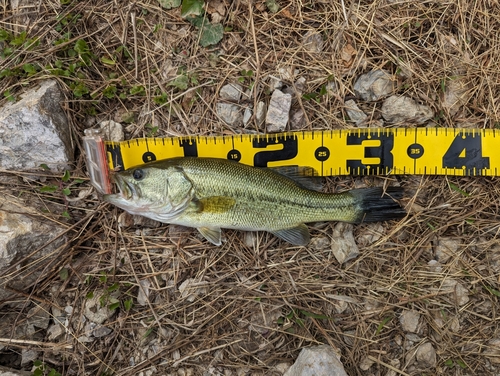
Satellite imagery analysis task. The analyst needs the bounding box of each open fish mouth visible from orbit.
[111,174,135,200]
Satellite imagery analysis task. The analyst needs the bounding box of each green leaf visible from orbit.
[3,90,15,102]
[62,187,71,196]
[33,360,43,367]
[59,267,69,281]
[485,286,500,297]
[124,298,133,311]
[100,56,116,65]
[266,0,280,13]
[299,310,330,320]
[448,182,470,197]
[103,85,117,99]
[143,327,154,338]
[33,369,43,376]
[40,185,58,193]
[23,63,37,75]
[444,359,454,367]
[62,170,71,182]
[168,75,189,90]
[86,291,94,299]
[10,31,27,46]
[199,22,224,47]
[74,39,89,55]
[129,85,145,95]
[181,0,204,18]
[61,211,70,218]
[158,0,181,9]
[72,82,89,97]
[375,316,392,335]
[107,282,120,293]
[40,164,50,171]
[0,29,11,42]
[109,301,120,311]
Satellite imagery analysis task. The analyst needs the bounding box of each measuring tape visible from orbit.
[83,128,498,194]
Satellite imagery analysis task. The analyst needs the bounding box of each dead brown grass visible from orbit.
[1,0,500,375]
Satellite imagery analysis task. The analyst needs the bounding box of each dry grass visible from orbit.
[1,0,500,375]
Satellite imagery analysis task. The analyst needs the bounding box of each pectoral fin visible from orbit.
[271,224,310,245]
[198,227,222,246]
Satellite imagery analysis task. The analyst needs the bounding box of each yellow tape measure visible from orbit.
[104,128,498,177]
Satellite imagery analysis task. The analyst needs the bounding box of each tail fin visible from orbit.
[351,187,406,223]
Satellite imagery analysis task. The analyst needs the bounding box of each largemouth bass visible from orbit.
[104,157,405,245]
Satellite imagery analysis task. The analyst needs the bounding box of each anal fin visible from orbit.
[271,224,310,246]
[198,227,222,246]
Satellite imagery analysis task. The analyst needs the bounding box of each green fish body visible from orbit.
[104,157,405,245]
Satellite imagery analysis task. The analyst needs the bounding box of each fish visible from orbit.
[103,157,405,246]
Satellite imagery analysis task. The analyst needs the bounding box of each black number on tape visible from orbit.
[346,132,394,174]
[180,139,198,157]
[106,144,124,171]
[442,133,489,173]
[253,136,298,167]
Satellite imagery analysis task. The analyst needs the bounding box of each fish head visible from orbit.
[103,164,194,222]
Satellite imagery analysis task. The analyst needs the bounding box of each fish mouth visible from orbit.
[111,174,136,200]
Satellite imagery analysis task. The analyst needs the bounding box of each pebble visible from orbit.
[330,223,360,264]
[243,107,252,126]
[302,31,324,53]
[399,310,421,333]
[484,338,500,364]
[434,237,459,263]
[415,342,437,368]
[290,109,306,129]
[442,77,469,116]
[99,120,124,142]
[345,99,367,125]
[441,279,469,306]
[84,292,115,324]
[283,345,348,376]
[381,95,433,124]
[354,70,394,101]
[216,103,243,126]
[255,101,267,126]
[219,83,243,101]
[266,89,292,132]
[137,279,151,306]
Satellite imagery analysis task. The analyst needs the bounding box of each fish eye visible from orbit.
[132,169,145,180]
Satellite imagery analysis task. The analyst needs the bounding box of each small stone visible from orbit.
[354,70,394,102]
[442,77,469,116]
[415,342,437,368]
[84,292,115,324]
[309,236,330,250]
[357,223,384,246]
[435,237,459,263]
[137,279,151,306]
[47,324,64,341]
[359,356,374,371]
[283,345,348,376]
[399,310,421,333]
[484,338,500,364]
[442,279,469,306]
[93,324,113,338]
[345,99,368,125]
[290,109,306,130]
[99,120,124,142]
[331,223,359,264]
[113,108,135,124]
[427,260,442,273]
[27,305,50,330]
[243,107,252,126]
[178,278,208,302]
[294,77,307,93]
[274,362,292,374]
[255,101,266,126]
[266,89,292,132]
[302,31,324,53]
[220,83,243,101]
[21,349,38,366]
[243,231,257,248]
[381,95,433,125]
[216,103,243,126]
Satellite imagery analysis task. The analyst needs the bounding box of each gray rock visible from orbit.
[255,101,267,126]
[331,223,359,264]
[84,292,115,324]
[0,80,72,172]
[284,345,348,376]
[381,95,433,124]
[266,89,292,132]
[99,120,124,142]
[47,323,65,340]
[354,70,394,102]
[441,279,469,306]
[442,77,469,116]
[399,310,421,333]
[435,237,459,263]
[26,305,50,333]
[302,31,324,53]
[0,366,31,376]
[219,83,243,101]
[483,338,500,364]
[345,99,367,125]
[243,107,252,126]
[21,349,37,366]
[92,324,113,338]
[0,195,69,302]
[290,109,306,129]
[216,103,243,126]
[416,342,437,368]
[309,236,330,251]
